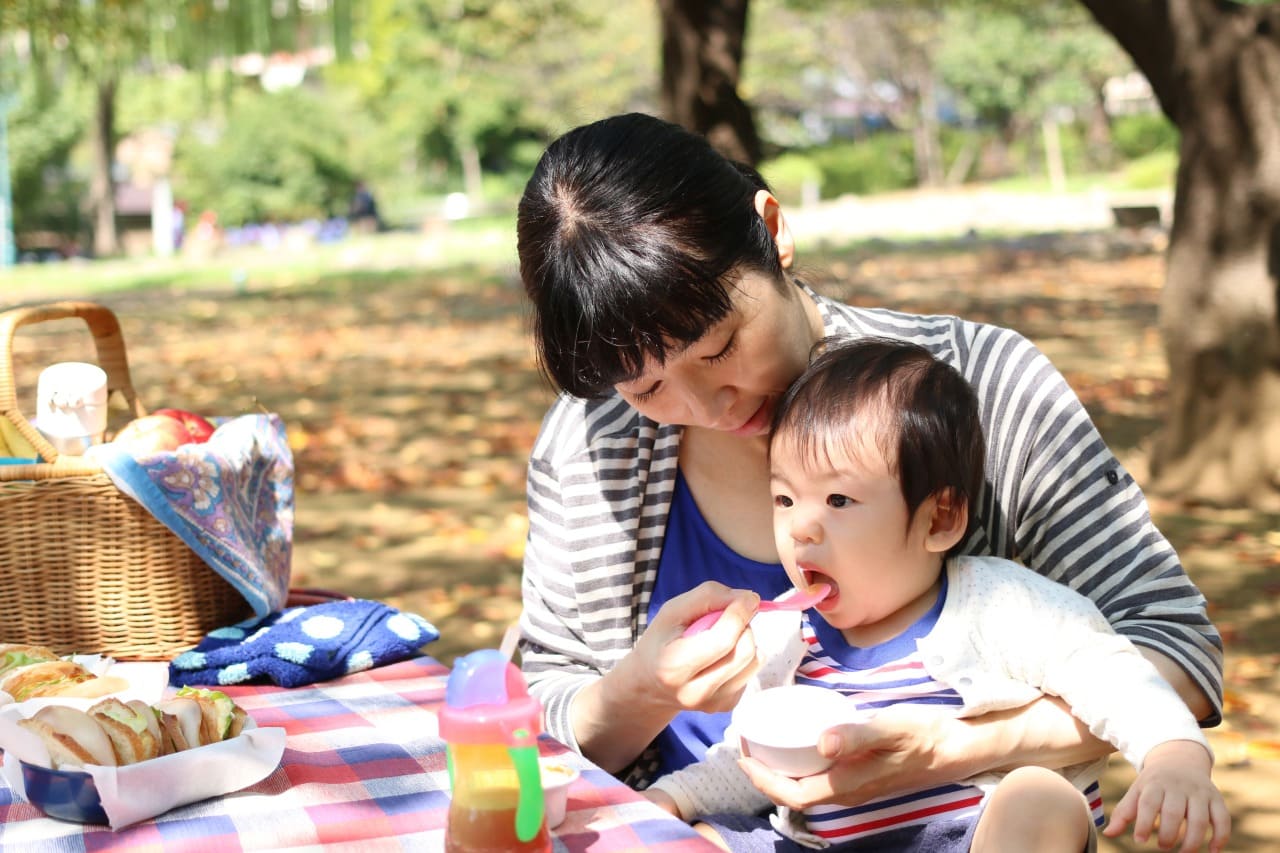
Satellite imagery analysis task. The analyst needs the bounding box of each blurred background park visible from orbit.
[1,1,1278,849]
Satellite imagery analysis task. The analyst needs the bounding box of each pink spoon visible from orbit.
[682,583,832,638]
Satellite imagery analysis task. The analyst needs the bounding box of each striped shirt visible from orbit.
[795,594,1104,843]
[518,283,1224,785]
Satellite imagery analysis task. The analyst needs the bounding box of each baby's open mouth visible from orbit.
[801,570,837,606]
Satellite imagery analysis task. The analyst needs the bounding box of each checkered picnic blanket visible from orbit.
[0,657,717,852]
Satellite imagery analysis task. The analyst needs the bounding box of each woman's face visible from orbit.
[613,272,822,436]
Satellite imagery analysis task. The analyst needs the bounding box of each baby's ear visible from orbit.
[924,489,968,553]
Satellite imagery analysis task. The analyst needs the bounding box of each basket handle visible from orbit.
[0,301,147,464]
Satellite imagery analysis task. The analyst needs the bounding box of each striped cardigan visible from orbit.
[518,285,1223,783]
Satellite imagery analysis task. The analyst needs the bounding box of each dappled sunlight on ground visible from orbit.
[5,229,1274,849]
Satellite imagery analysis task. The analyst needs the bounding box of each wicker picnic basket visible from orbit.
[0,301,251,660]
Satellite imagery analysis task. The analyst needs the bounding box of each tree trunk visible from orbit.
[461,139,483,208]
[657,0,761,166]
[909,60,944,187]
[1152,124,1280,507]
[89,78,120,258]
[1084,89,1115,172]
[1082,0,1280,507]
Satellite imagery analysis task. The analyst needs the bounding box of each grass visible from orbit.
[5,226,1275,848]
[0,220,519,305]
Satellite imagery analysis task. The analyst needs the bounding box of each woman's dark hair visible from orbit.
[517,112,783,398]
[770,337,986,538]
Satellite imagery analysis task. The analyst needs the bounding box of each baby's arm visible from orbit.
[1103,740,1230,853]
[642,730,774,821]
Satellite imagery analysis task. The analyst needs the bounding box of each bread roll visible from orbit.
[0,644,59,679]
[16,690,250,769]
[17,706,118,769]
[154,697,204,752]
[126,699,163,750]
[1,660,95,702]
[89,698,160,763]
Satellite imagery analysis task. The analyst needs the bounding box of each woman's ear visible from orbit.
[923,489,968,554]
[754,189,795,269]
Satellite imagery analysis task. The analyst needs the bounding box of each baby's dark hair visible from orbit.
[517,112,784,398]
[770,337,985,537]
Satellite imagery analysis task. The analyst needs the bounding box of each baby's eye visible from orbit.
[827,494,853,508]
[773,495,793,508]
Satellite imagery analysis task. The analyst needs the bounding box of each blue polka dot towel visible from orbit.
[169,599,440,688]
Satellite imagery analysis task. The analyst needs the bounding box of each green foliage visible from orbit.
[760,152,823,205]
[936,5,1129,131]
[171,88,358,226]
[331,0,598,199]
[1118,150,1177,190]
[1110,113,1179,160]
[806,134,919,197]
[5,77,87,235]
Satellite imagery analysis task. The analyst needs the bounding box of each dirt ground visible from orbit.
[6,230,1276,850]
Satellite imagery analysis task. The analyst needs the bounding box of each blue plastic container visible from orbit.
[19,761,109,824]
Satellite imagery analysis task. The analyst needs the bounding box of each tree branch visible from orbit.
[1077,0,1180,123]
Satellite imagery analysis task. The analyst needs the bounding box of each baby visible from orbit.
[644,337,1229,852]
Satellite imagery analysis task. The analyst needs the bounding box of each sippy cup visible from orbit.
[439,649,549,853]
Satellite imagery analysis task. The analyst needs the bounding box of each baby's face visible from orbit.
[769,426,943,647]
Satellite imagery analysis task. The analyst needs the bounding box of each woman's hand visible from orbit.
[572,582,760,772]
[738,696,1114,811]
[625,581,763,714]
[738,703,957,809]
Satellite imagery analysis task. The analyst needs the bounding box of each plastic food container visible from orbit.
[19,760,110,824]
[540,759,580,828]
[34,362,109,455]
[732,684,861,778]
[0,714,285,829]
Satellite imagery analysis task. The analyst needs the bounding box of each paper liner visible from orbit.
[0,705,285,829]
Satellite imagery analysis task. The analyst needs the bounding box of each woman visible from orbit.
[513,112,1222,812]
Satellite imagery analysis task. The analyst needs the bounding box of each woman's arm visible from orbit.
[964,326,1224,722]
[518,455,760,768]
[519,398,767,771]
[1141,646,1214,723]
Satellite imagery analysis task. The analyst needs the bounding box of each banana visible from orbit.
[0,416,41,460]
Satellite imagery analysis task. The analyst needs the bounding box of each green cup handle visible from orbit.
[509,741,544,842]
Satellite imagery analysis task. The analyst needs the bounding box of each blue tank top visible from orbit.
[646,472,792,778]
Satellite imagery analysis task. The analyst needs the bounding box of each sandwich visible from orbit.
[15,691,251,769]
[0,644,60,679]
[0,657,129,702]
[177,687,249,741]
[0,647,136,702]
[2,660,96,702]
[127,699,164,753]
[153,696,204,753]
[152,688,247,754]
[87,698,161,763]
[16,705,119,769]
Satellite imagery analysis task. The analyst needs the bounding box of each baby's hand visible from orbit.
[1103,740,1230,853]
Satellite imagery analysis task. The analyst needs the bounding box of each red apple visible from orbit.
[152,408,217,444]
[112,414,190,453]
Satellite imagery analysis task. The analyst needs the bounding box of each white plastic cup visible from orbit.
[34,362,109,456]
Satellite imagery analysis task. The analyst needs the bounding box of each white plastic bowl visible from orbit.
[540,759,580,828]
[732,684,859,778]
